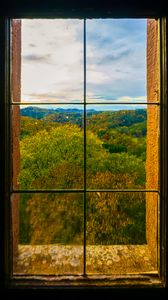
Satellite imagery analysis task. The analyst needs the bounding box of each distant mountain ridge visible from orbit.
[20,106,147,134]
[21,106,97,119]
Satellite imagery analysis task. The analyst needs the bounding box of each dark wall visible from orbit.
[0,0,167,18]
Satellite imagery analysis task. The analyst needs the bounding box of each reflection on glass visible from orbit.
[12,193,84,275]
[12,105,84,190]
[18,19,83,103]
[86,192,158,274]
[86,105,148,189]
[86,19,147,103]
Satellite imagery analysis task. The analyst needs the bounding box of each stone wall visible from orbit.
[146,19,160,265]
[11,20,21,258]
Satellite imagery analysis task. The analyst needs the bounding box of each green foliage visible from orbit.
[25,193,84,245]
[105,153,146,187]
[19,194,31,244]
[18,108,147,245]
[19,124,109,189]
[21,116,59,139]
[87,192,146,245]
[87,109,146,131]
[20,124,83,189]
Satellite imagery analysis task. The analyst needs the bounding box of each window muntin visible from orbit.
[11,18,161,280]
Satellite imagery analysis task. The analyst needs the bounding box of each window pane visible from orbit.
[12,105,84,190]
[86,192,159,274]
[86,104,160,190]
[10,18,161,280]
[86,19,149,103]
[13,19,83,103]
[12,193,84,275]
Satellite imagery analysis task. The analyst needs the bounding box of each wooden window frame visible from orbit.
[0,2,167,290]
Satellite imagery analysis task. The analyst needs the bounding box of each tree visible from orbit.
[19,118,146,245]
[19,124,109,189]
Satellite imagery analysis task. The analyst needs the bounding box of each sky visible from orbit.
[21,18,147,110]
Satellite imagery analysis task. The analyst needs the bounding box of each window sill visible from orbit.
[11,274,163,289]
[13,244,157,276]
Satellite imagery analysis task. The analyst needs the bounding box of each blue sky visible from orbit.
[86,19,146,103]
[21,18,147,109]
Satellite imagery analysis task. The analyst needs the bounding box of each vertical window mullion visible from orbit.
[83,18,87,276]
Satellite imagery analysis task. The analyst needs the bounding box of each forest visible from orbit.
[18,106,147,246]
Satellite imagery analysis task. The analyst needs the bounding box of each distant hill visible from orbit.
[21,106,98,120]
[21,106,56,119]
[87,109,147,129]
[21,106,146,126]
[20,106,147,179]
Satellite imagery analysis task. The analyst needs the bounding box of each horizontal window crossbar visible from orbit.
[11,102,160,106]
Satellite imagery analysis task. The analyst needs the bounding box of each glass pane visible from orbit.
[14,19,83,103]
[86,19,148,103]
[12,104,84,190]
[12,193,84,275]
[86,192,159,274]
[86,104,160,190]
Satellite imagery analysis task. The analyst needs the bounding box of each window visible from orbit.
[0,3,167,290]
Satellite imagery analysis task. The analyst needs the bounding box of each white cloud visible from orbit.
[117,96,146,102]
[21,19,83,102]
[21,19,147,103]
